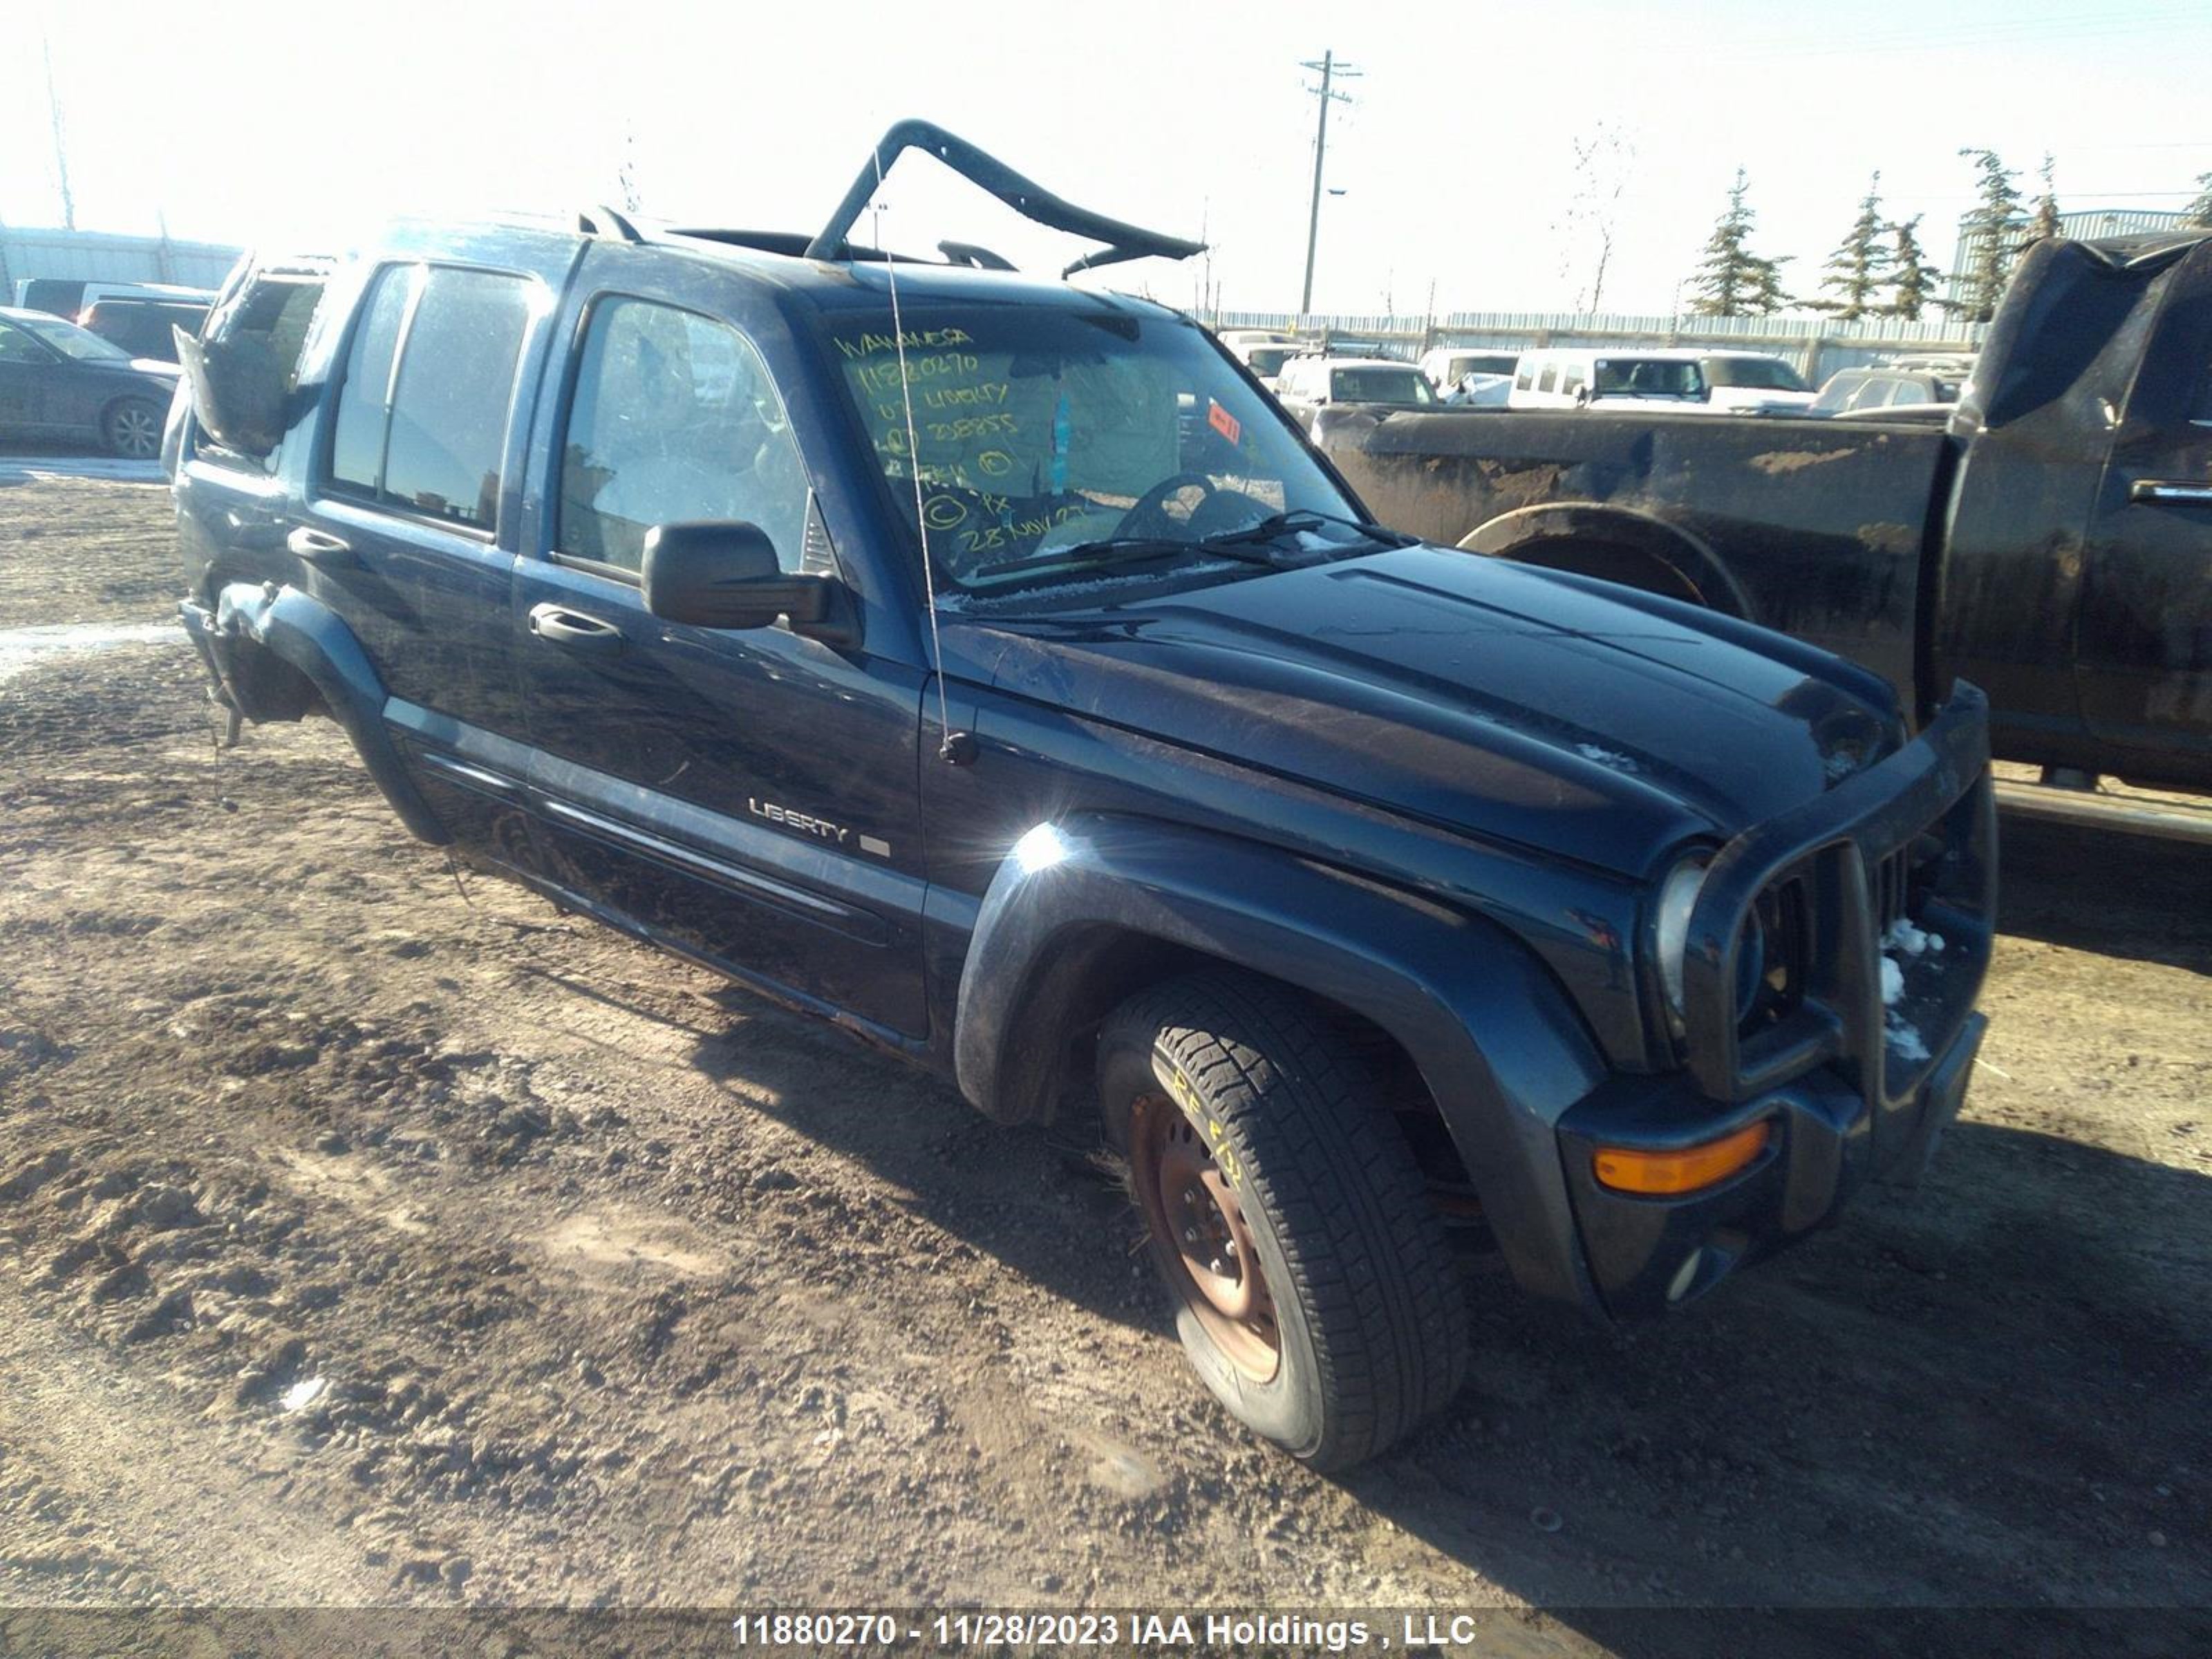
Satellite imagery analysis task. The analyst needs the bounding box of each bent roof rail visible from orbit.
[803,118,1205,278]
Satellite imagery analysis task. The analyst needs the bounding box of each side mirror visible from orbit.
[641,521,855,645]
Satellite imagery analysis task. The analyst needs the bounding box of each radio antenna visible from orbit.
[871,150,973,766]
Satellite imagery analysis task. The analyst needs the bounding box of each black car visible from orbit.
[171,123,1995,1470]
[0,306,181,457]
[81,298,211,366]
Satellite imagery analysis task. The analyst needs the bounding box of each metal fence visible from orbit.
[1212,308,1985,385]
[0,225,244,298]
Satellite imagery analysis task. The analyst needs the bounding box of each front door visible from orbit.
[2079,243,2212,780]
[512,267,928,1036]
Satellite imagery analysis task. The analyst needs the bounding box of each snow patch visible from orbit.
[279,1376,329,1413]
[1884,1011,1931,1063]
[1880,957,1905,1006]
[1883,918,1946,957]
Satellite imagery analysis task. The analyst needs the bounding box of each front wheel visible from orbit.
[102,397,163,460]
[1098,971,1469,1470]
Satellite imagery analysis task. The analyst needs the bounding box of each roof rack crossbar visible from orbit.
[804,119,1203,274]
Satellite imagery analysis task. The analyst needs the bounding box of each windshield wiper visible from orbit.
[1197,509,1418,554]
[964,536,1280,586]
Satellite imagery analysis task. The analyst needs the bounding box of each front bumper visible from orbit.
[1557,1011,1985,1315]
[1555,682,1996,1317]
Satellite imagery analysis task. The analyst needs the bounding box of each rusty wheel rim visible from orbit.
[1130,1093,1280,1384]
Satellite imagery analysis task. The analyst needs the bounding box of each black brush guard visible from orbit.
[1680,680,1996,1126]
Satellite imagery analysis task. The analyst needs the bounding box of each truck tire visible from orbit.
[1097,971,1470,1469]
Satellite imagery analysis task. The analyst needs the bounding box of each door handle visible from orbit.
[528,602,624,655]
[2129,478,2212,506]
[286,525,353,563]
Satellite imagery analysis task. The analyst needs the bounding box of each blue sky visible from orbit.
[5,0,2208,315]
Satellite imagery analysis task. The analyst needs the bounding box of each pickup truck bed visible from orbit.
[1318,406,1952,718]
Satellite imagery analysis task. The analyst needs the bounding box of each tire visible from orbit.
[1098,970,1470,1470]
[102,397,163,460]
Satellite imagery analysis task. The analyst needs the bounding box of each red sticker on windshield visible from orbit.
[1208,400,1241,446]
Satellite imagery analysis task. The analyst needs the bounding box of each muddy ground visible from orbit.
[1,476,2206,1653]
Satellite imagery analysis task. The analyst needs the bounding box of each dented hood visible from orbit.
[948,546,1903,877]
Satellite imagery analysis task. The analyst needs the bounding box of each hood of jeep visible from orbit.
[950,545,1902,877]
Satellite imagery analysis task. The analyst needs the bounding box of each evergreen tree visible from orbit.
[1687,168,1791,317]
[2184,172,2212,229]
[1813,171,1892,319]
[1948,148,2024,323]
[2025,153,2061,246]
[1888,216,1942,321]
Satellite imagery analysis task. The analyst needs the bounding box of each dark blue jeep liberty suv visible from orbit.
[170,122,1994,1469]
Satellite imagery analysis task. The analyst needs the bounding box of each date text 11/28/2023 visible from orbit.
[729,1611,1510,1652]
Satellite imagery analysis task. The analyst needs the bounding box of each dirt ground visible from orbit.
[1,476,2207,1653]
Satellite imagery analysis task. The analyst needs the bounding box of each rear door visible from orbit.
[511,252,928,1035]
[2077,243,2212,777]
[290,250,568,850]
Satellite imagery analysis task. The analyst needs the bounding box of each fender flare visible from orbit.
[202,581,451,845]
[1457,503,1754,619]
[953,814,1610,1307]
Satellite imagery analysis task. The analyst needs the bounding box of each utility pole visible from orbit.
[1299,50,1359,317]
[41,26,76,229]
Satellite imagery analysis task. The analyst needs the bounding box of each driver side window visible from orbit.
[557,297,809,576]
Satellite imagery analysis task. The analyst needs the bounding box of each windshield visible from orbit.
[10,312,135,364]
[1703,357,1809,392]
[1451,354,1517,379]
[1593,358,1704,397]
[820,301,1364,595]
[1245,346,1295,376]
[1331,367,1435,405]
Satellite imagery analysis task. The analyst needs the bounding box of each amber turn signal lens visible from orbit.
[1593,1121,1771,1196]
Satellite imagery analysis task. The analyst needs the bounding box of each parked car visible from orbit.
[1311,230,2212,799]
[1695,350,1816,413]
[1227,338,1302,390]
[1273,354,1441,429]
[0,305,182,457]
[1810,364,1971,417]
[1418,347,1519,393]
[13,278,216,321]
[172,121,1994,1470]
[1507,346,1709,410]
[80,297,211,364]
[1444,371,1514,407]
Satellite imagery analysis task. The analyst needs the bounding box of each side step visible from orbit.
[1994,778,2212,845]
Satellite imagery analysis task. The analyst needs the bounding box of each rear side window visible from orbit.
[187,265,330,469]
[1513,360,1537,391]
[326,263,531,532]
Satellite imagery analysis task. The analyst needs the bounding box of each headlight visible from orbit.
[1654,854,1709,1038]
[1656,852,1772,1042]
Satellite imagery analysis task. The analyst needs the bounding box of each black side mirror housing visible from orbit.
[641,522,856,646]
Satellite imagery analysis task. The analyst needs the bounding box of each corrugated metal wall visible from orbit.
[1212,308,1984,384]
[0,227,243,297]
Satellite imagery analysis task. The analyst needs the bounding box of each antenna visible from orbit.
[870,151,974,767]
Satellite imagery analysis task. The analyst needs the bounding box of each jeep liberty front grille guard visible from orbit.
[1678,683,1996,1110]
[805,119,1206,278]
